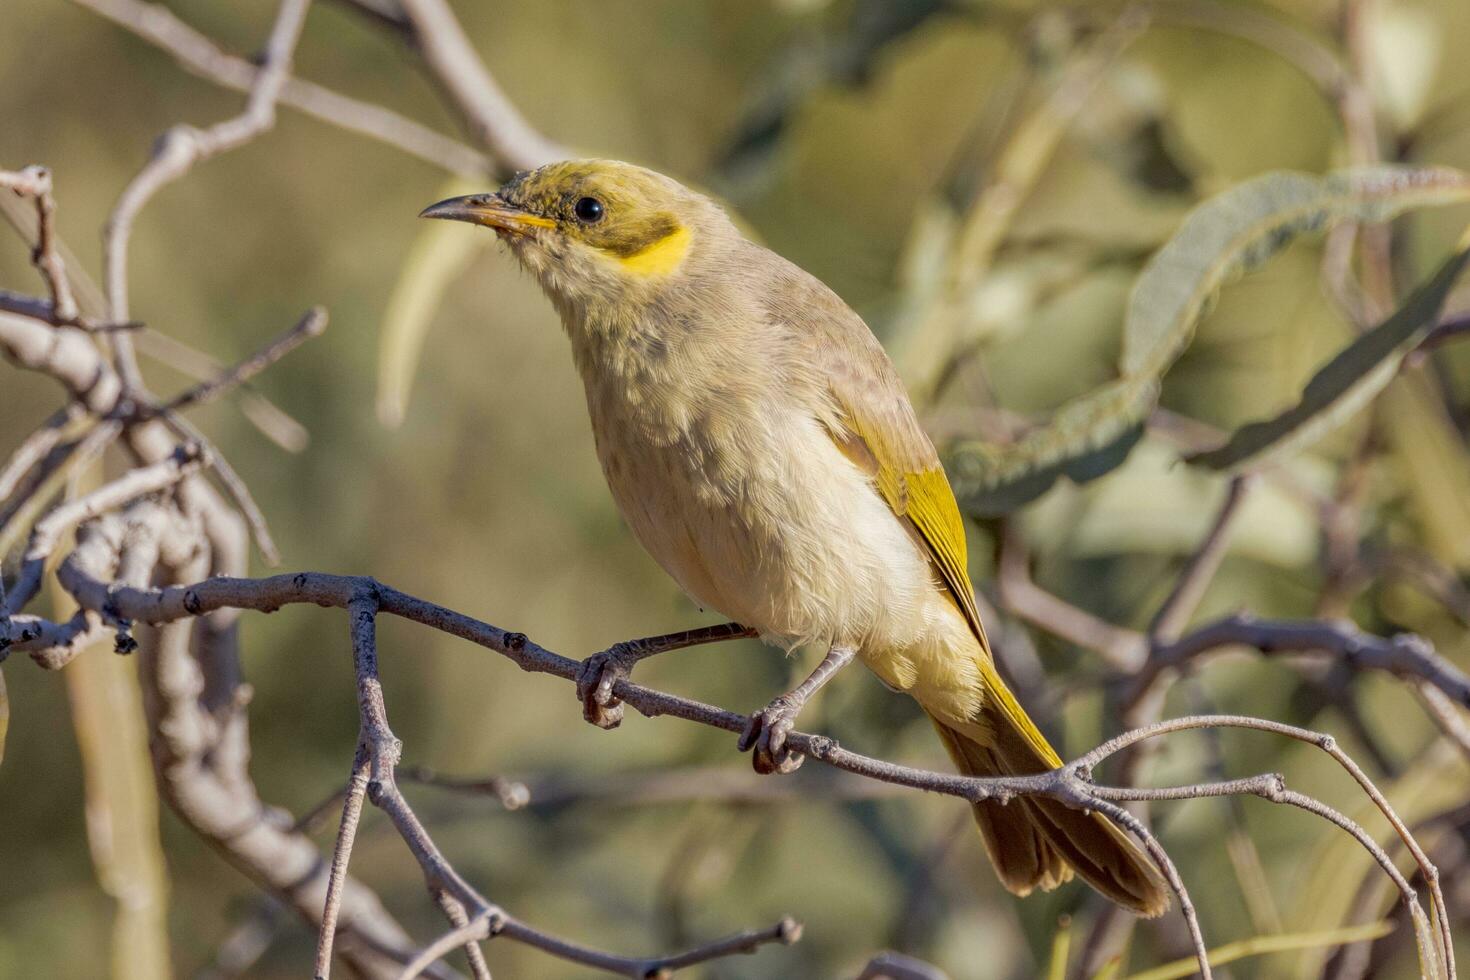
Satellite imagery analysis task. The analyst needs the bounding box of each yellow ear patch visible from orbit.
[614,224,692,277]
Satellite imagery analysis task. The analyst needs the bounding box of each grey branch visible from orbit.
[317,588,799,979]
[162,306,327,413]
[2,442,205,615]
[0,166,78,322]
[996,519,1147,670]
[389,0,567,176]
[1148,474,1254,643]
[1132,613,1470,712]
[70,0,490,177]
[101,0,313,390]
[40,564,1460,979]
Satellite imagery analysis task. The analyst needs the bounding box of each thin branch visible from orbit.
[0,403,85,504]
[0,166,78,322]
[1130,613,1470,712]
[101,0,313,390]
[315,747,373,979]
[0,418,123,584]
[49,566,1460,978]
[432,891,491,980]
[134,328,311,453]
[329,589,798,979]
[390,0,566,175]
[1148,475,1253,643]
[162,306,327,413]
[2,442,204,615]
[405,762,906,809]
[0,314,124,415]
[1076,714,1450,976]
[70,505,433,979]
[70,0,489,177]
[0,610,101,667]
[397,916,494,980]
[996,520,1147,670]
[160,410,279,564]
[1416,684,1470,761]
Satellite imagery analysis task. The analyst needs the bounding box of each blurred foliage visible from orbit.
[4,1,1470,978]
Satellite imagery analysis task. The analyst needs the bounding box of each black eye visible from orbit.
[573,196,604,223]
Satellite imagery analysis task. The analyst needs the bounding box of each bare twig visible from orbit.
[319,589,798,979]
[101,0,313,390]
[397,916,494,980]
[0,403,85,504]
[3,442,204,616]
[390,0,566,175]
[315,747,373,979]
[405,762,905,810]
[0,166,78,322]
[1130,613,1470,712]
[431,891,491,980]
[996,520,1147,670]
[160,410,279,564]
[48,565,1461,977]
[1148,475,1253,643]
[162,306,327,412]
[1417,684,1470,761]
[70,0,489,177]
[0,314,123,414]
[133,328,310,452]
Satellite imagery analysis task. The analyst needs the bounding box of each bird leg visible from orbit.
[576,623,754,729]
[739,646,856,774]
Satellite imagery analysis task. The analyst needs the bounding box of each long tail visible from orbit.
[923,668,1170,917]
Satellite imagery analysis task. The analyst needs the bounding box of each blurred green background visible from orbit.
[4,0,1470,977]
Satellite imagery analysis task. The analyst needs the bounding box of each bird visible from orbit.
[420,160,1168,916]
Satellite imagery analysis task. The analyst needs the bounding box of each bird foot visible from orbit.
[575,641,644,729]
[738,694,806,774]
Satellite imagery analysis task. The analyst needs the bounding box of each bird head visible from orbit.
[420,160,730,316]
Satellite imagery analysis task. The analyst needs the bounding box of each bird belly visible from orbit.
[593,404,936,655]
[592,395,992,724]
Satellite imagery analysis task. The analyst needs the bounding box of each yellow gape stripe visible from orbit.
[615,224,692,277]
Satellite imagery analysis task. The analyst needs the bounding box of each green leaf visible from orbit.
[1122,166,1470,378]
[377,176,487,428]
[1188,242,1470,470]
[948,376,1154,517]
[946,165,1470,515]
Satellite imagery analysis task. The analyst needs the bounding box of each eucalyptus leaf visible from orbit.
[947,165,1470,515]
[1188,243,1470,470]
[1123,166,1470,378]
[949,376,1154,516]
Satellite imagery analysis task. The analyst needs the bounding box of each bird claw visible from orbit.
[738,694,805,774]
[575,642,642,729]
